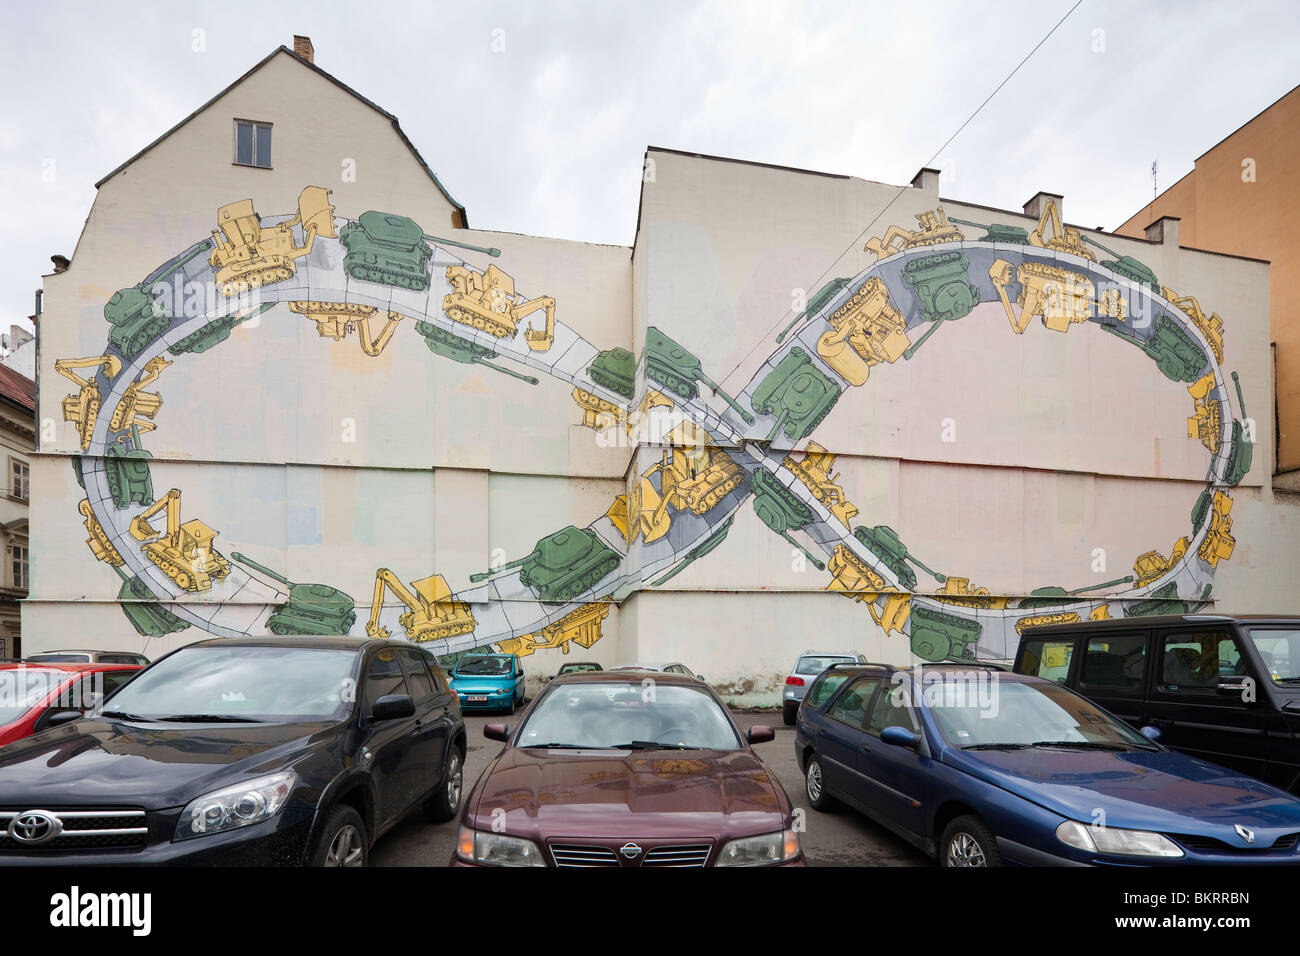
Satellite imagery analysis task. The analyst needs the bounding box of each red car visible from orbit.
[0,663,142,747]
[453,670,804,867]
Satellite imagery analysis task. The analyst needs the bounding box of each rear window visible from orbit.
[27,654,90,664]
[796,655,854,675]
[1016,640,1073,683]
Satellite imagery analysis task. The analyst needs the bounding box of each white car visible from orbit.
[782,651,866,725]
[612,662,703,680]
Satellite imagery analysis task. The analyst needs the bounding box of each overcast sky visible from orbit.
[2,0,1297,338]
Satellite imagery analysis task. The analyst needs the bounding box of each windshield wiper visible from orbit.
[611,740,701,751]
[962,743,1031,750]
[520,743,588,749]
[1030,740,1129,750]
[150,714,266,723]
[97,710,147,721]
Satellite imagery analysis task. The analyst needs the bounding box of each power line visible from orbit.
[715,0,1086,390]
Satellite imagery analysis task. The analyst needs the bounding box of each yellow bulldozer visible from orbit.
[1027,198,1096,260]
[109,356,170,433]
[128,488,231,592]
[209,186,337,297]
[864,206,964,260]
[366,569,476,643]
[443,263,555,351]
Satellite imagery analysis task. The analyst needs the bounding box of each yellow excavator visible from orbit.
[109,356,170,433]
[1028,199,1096,260]
[443,263,555,351]
[366,569,476,643]
[128,488,231,592]
[55,354,122,450]
[208,186,337,297]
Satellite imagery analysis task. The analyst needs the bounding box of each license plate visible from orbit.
[468,695,488,702]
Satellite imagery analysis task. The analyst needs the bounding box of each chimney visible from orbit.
[1023,191,1064,222]
[50,254,69,273]
[910,167,940,193]
[1144,216,1181,247]
[293,35,315,64]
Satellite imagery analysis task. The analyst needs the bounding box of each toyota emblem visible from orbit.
[1234,824,1256,845]
[619,842,642,860]
[8,810,62,845]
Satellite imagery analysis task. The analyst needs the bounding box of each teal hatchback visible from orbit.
[449,654,526,714]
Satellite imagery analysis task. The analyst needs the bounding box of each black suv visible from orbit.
[1015,614,1300,794]
[0,637,466,866]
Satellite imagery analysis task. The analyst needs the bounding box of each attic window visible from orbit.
[234,120,272,168]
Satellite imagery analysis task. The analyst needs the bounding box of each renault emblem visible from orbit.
[8,810,62,846]
[1234,824,1255,844]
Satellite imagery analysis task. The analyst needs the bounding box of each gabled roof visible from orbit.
[0,365,35,413]
[94,46,468,226]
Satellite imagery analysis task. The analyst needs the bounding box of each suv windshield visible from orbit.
[517,682,740,751]
[0,669,71,723]
[99,646,358,722]
[796,655,854,674]
[926,679,1155,750]
[1249,629,1300,683]
[455,656,511,676]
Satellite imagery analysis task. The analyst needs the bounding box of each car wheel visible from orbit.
[938,815,1002,868]
[805,755,836,812]
[506,694,516,715]
[312,805,368,867]
[782,702,798,726]
[424,745,465,823]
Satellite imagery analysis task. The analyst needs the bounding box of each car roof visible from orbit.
[185,636,388,651]
[550,670,704,685]
[1020,614,1300,637]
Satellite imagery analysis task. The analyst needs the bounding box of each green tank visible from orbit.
[909,605,982,662]
[751,347,843,442]
[1017,577,1133,610]
[650,515,736,586]
[1083,236,1160,292]
[1224,373,1253,486]
[751,469,824,570]
[104,427,153,508]
[340,211,434,290]
[230,552,357,636]
[643,327,755,423]
[1102,313,1207,383]
[115,568,189,638]
[904,252,980,323]
[1127,581,1188,617]
[852,525,917,591]
[106,244,211,358]
[72,456,85,490]
[470,526,621,604]
[776,278,850,343]
[415,322,539,385]
[1192,488,1213,531]
[949,218,1030,245]
[587,347,636,398]
[170,302,275,356]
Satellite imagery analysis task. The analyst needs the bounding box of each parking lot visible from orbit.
[371,708,931,867]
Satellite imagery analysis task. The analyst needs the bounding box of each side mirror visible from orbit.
[696,674,705,682]
[1139,725,1163,743]
[484,722,509,743]
[747,725,775,745]
[880,725,921,749]
[372,694,415,721]
[44,710,83,729]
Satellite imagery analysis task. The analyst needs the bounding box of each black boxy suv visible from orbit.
[1015,615,1300,794]
[0,637,466,866]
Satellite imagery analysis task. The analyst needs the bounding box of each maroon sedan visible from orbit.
[453,670,803,867]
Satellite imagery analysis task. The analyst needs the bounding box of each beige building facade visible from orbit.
[28,43,1300,701]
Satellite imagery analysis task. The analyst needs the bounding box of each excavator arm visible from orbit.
[357,311,403,357]
[55,354,122,389]
[130,488,181,542]
[366,568,422,639]
[518,295,556,351]
[988,259,1031,334]
[1028,199,1063,248]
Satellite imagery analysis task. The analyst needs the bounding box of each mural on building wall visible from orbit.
[56,187,1254,664]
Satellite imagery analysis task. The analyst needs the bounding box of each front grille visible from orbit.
[1173,831,1300,854]
[0,809,149,852]
[642,844,711,867]
[550,844,622,867]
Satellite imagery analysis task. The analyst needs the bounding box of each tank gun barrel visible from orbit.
[902,319,946,360]
[1232,371,1247,415]
[904,553,945,583]
[946,217,988,229]
[145,242,214,288]
[778,531,825,571]
[776,312,807,344]
[230,552,293,586]
[469,556,528,583]
[424,235,502,257]
[475,358,539,385]
[1067,576,1134,594]
[694,372,757,425]
[1081,234,1123,259]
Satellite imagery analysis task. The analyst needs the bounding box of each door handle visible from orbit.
[1150,718,1173,728]
[859,742,872,753]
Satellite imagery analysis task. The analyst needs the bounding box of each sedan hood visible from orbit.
[470,748,788,843]
[0,717,339,809]
[945,745,1300,838]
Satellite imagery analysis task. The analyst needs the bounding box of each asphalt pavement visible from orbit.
[371,708,931,867]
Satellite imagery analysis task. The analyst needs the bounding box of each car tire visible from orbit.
[805,754,836,812]
[938,815,1002,868]
[782,702,798,726]
[424,745,465,823]
[311,804,368,867]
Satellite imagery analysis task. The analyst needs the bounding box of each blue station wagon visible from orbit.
[795,663,1300,866]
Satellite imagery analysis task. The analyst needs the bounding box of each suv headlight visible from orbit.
[175,771,297,841]
[1056,820,1184,858]
[716,829,801,866]
[457,827,545,866]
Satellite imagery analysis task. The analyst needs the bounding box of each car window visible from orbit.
[364,649,409,715]
[1249,628,1300,682]
[99,654,146,665]
[455,655,511,676]
[0,669,71,723]
[867,681,917,734]
[399,649,436,704]
[806,671,851,709]
[1159,630,1240,691]
[1081,633,1146,691]
[827,677,881,730]
[99,670,138,698]
[1016,640,1074,684]
[796,655,854,675]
